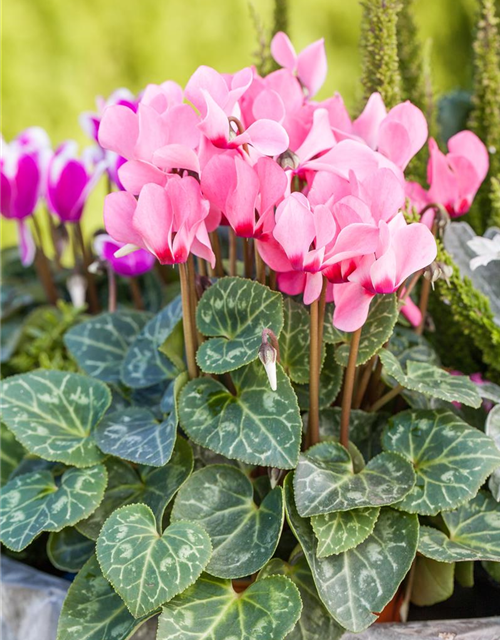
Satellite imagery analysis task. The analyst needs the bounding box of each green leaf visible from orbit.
[179,361,302,469]
[335,294,399,366]
[311,507,381,557]
[47,527,95,572]
[418,492,500,562]
[284,474,418,633]
[318,407,385,460]
[379,349,482,407]
[279,298,312,384]
[122,296,183,389]
[259,556,344,640]
[96,503,212,617]
[322,304,345,345]
[157,574,302,640]
[388,326,441,367]
[64,311,150,383]
[0,370,111,467]
[294,345,342,411]
[171,464,284,579]
[455,561,474,588]
[0,423,25,486]
[382,410,500,515]
[483,560,500,583]
[0,464,107,552]
[158,319,185,373]
[486,405,500,501]
[57,555,151,640]
[294,441,415,516]
[411,556,455,606]
[94,407,176,467]
[195,277,284,374]
[76,438,193,540]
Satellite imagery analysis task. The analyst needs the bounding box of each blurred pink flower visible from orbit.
[94,233,155,278]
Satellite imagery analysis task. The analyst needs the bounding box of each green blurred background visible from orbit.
[2,0,479,245]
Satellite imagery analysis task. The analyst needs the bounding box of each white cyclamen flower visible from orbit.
[467,234,500,271]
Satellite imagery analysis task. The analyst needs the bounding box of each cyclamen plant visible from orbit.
[2,18,500,640]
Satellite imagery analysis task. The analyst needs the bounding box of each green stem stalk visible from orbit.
[308,299,320,447]
[179,262,199,379]
[340,327,362,448]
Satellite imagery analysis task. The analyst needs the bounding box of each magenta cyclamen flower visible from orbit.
[1,127,51,265]
[46,142,105,223]
[94,234,155,278]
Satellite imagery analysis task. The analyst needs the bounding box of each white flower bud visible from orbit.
[67,274,87,308]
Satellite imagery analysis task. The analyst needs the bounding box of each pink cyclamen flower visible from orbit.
[406,131,489,217]
[46,142,105,223]
[104,175,215,267]
[94,233,155,278]
[1,127,51,265]
[270,32,328,98]
[332,214,437,331]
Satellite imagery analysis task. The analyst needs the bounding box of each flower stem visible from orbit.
[255,243,266,285]
[370,384,404,412]
[209,231,225,277]
[353,355,376,409]
[31,214,58,305]
[243,238,253,279]
[317,277,328,361]
[45,208,62,270]
[179,262,199,379]
[75,222,100,313]
[107,266,117,313]
[129,278,144,310]
[340,327,362,448]
[229,229,238,277]
[308,299,320,447]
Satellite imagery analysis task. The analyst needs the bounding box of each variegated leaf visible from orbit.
[57,555,151,640]
[0,370,110,467]
[157,574,302,640]
[379,349,482,408]
[179,361,301,469]
[284,474,418,633]
[311,507,380,557]
[195,277,284,374]
[418,492,500,562]
[76,437,193,540]
[279,298,312,384]
[171,464,283,578]
[294,441,415,516]
[47,527,95,572]
[121,296,183,389]
[486,405,500,501]
[294,345,342,411]
[64,311,150,383]
[0,464,107,552]
[1,423,25,485]
[96,503,212,617]
[382,410,500,515]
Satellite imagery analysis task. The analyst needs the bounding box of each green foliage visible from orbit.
[360,0,402,109]
[490,174,500,227]
[411,556,455,606]
[397,0,425,108]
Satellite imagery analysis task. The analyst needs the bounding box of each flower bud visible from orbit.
[67,274,87,308]
[259,342,277,391]
[423,261,453,287]
[277,149,300,171]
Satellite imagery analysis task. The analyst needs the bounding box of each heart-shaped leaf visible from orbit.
[157,574,302,640]
[335,294,398,366]
[411,556,455,606]
[279,298,313,384]
[486,405,500,501]
[379,349,482,408]
[382,410,500,515]
[171,464,284,578]
[294,441,415,516]
[284,474,418,633]
[195,277,284,374]
[311,507,380,557]
[418,492,500,562]
[294,345,342,410]
[96,503,212,617]
[95,407,176,467]
[76,437,193,540]
[57,555,151,640]
[259,555,344,640]
[122,296,183,389]
[1,423,25,486]
[47,527,95,572]
[0,464,107,552]
[179,361,302,468]
[322,303,345,345]
[318,407,385,460]
[0,370,110,467]
[64,311,150,383]
[388,326,441,366]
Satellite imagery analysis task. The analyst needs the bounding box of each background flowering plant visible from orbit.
[2,1,500,638]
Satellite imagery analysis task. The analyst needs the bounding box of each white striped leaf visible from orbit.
[64,310,150,383]
[47,527,95,572]
[1,423,25,485]
[0,370,110,467]
[418,492,500,562]
[76,438,193,540]
[95,407,176,467]
[171,464,283,578]
[311,507,380,557]
[382,410,500,515]
[379,349,482,407]
[279,298,313,384]
[294,345,342,411]
[157,573,302,640]
[486,405,500,501]
[195,277,284,374]
[57,555,151,640]
[259,556,344,640]
[179,360,301,469]
[96,503,212,617]
[121,296,183,389]
[293,441,415,516]
[284,474,418,633]
[0,464,107,552]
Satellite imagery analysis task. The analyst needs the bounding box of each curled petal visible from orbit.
[104,191,144,248]
[333,282,375,332]
[270,32,297,72]
[98,105,139,159]
[118,160,168,195]
[297,38,327,97]
[232,119,290,156]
